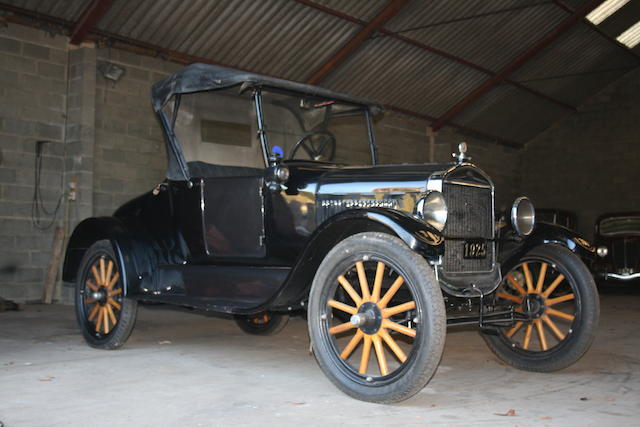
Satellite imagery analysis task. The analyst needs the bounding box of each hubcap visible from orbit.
[351,302,382,335]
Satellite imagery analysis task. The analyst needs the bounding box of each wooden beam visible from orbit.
[69,0,114,45]
[306,0,409,85]
[431,0,605,131]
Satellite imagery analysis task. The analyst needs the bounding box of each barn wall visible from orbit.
[93,49,179,216]
[520,68,640,239]
[0,25,69,302]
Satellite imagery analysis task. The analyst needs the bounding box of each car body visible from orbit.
[63,64,600,403]
[592,212,640,282]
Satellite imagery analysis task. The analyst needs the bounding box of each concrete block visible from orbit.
[0,168,17,184]
[0,53,36,74]
[15,266,44,283]
[0,36,21,55]
[22,42,50,60]
[37,61,66,80]
[1,118,34,137]
[34,122,63,141]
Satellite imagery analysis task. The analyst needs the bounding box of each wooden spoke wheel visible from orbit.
[308,232,445,403]
[483,244,599,372]
[234,312,289,335]
[75,240,137,349]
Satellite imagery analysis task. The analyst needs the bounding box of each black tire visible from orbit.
[234,312,289,335]
[308,232,446,403]
[483,244,599,372]
[75,240,138,349]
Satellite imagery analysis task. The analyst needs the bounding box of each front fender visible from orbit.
[62,217,144,295]
[498,222,596,275]
[269,208,443,309]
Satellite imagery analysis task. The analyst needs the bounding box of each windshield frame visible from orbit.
[158,84,379,179]
[254,85,378,167]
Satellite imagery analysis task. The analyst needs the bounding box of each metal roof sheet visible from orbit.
[320,36,488,118]
[97,0,361,81]
[1,0,88,21]
[2,0,638,147]
[382,0,569,71]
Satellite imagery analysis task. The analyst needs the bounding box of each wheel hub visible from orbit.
[522,293,546,319]
[351,302,382,335]
[91,289,108,304]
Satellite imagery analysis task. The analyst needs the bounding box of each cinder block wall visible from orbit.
[520,67,640,239]
[93,48,178,216]
[0,25,68,302]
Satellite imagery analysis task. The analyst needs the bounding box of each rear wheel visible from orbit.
[483,244,599,371]
[75,240,137,349]
[308,232,446,403]
[234,312,289,335]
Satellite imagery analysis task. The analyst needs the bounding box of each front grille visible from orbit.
[442,182,494,273]
[442,184,492,238]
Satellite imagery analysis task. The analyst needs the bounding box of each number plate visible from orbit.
[463,240,487,259]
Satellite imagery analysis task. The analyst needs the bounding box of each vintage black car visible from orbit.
[592,212,640,283]
[63,64,600,403]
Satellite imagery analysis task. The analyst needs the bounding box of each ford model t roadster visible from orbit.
[63,64,599,403]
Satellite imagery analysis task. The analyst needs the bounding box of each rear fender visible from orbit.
[270,208,443,309]
[63,217,147,295]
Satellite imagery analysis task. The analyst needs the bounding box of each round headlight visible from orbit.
[511,196,535,236]
[596,246,608,258]
[421,191,448,232]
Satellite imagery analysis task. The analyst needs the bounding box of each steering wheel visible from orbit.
[288,130,336,161]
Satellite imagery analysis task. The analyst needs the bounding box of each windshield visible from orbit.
[260,89,374,165]
[161,85,376,179]
[599,216,640,236]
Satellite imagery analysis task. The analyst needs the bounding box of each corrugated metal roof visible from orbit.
[97,0,362,82]
[321,36,488,117]
[1,0,88,21]
[310,0,388,21]
[382,0,570,71]
[2,0,639,147]
[455,84,570,144]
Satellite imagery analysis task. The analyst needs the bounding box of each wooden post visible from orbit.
[42,226,65,304]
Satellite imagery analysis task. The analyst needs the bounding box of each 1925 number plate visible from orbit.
[463,240,487,259]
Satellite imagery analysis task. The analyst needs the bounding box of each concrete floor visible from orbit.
[0,293,638,427]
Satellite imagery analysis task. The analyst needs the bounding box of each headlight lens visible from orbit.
[511,196,535,236]
[421,191,448,232]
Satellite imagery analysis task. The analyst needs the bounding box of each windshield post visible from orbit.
[365,108,378,165]
[253,88,271,168]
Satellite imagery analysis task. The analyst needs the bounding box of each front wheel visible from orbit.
[483,244,599,372]
[308,232,446,403]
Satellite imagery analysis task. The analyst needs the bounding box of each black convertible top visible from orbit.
[151,63,383,113]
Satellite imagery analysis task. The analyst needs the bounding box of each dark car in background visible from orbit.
[535,209,577,230]
[62,64,600,403]
[592,213,640,283]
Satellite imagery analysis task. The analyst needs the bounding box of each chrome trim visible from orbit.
[605,272,640,281]
[511,196,535,237]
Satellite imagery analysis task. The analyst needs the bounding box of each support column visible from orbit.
[64,45,96,226]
